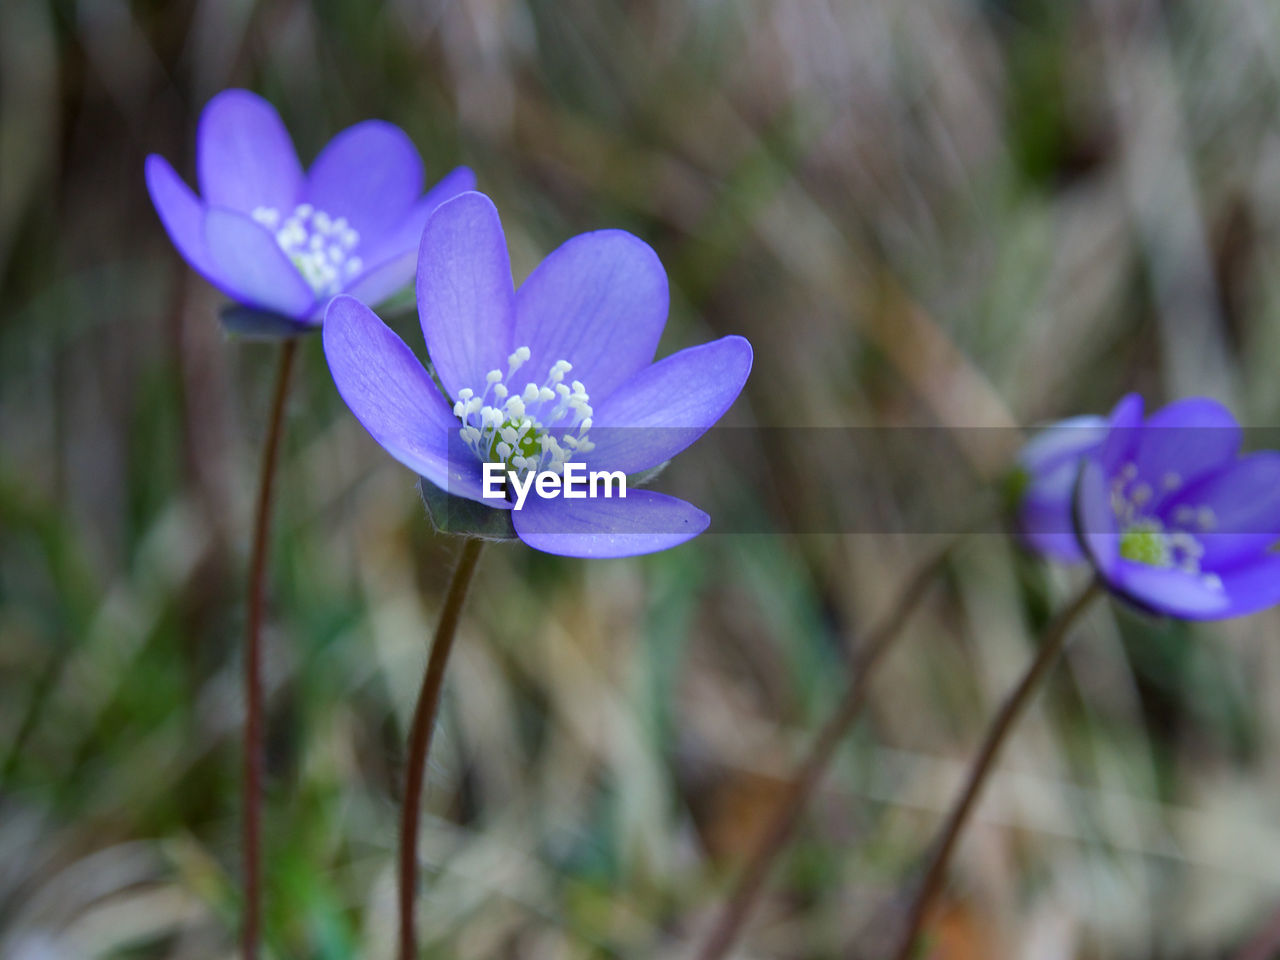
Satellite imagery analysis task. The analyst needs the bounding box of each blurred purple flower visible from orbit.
[1013,415,1107,562]
[146,89,474,327]
[323,191,752,558]
[1075,394,1280,620]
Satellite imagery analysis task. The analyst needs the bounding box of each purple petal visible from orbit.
[1165,452,1280,567]
[1016,496,1087,563]
[146,154,217,279]
[197,89,302,214]
[1110,563,1232,620]
[343,168,480,309]
[343,251,417,311]
[418,165,479,218]
[1076,457,1120,574]
[586,336,753,474]
[514,230,668,401]
[1132,397,1241,509]
[304,120,424,245]
[361,166,478,267]
[1018,416,1108,477]
[322,295,493,502]
[1014,416,1107,563]
[204,207,317,319]
[511,489,709,557]
[416,192,515,400]
[1097,393,1144,477]
[1212,555,1280,619]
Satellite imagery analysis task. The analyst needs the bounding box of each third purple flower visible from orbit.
[1075,394,1280,620]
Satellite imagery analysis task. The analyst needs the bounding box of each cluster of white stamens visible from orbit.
[453,346,595,478]
[1110,463,1222,590]
[251,204,363,297]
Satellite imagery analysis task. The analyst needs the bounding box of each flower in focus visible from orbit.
[146,89,474,327]
[323,191,753,557]
[1075,394,1280,620]
[1012,415,1107,562]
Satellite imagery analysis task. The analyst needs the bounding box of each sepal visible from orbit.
[220,304,316,339]
[417,476,518,541]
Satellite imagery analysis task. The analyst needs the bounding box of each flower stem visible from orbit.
[694,542,956,960]
[888,578,1102,960]
[398,537,486,960]
[242,338,299,960]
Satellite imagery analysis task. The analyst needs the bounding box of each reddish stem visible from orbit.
[889,579,1101,960]
[695,543,954,960]
[242,338,298,960]
[398,538,486,960]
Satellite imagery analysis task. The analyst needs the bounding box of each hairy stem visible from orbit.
[889,578,1102,960]
[242,338,298,960]
[398,538,486,960]
[695,542,955,960]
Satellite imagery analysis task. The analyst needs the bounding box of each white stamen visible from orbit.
[507,347,530,377]
[251,206,280,229]
[253,203,363,297]
[1113,466,1212,576]
[453,349,596,483]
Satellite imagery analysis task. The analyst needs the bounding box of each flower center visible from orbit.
[453,346,595,477]
[1110,462,1222,590]
[1118,520,1173,567]
[251,204,363,298]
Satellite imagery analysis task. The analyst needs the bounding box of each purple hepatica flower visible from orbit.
[1013,415,1108,562]
[146,88,475,330]
[1075,394,1280,620]
[323,191,753,558]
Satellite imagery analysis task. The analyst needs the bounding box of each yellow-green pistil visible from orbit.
[1119,519,1172,567]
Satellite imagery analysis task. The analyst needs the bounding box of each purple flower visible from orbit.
[146,89,475,328]
[1075,394,1280,620]
[323,191,752,558]
[1013,415,1107,562]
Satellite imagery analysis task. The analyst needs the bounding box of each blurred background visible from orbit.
[5,0,1280,957]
